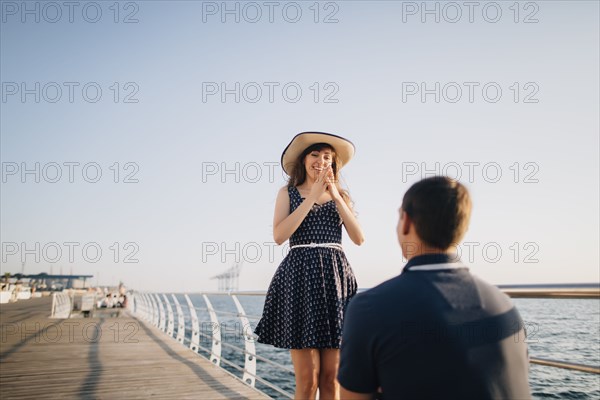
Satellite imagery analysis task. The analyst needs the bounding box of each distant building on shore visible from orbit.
[4,272,94,291]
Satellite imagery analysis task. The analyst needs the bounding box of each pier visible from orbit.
[0,296,269,399]
[1,287,598,399]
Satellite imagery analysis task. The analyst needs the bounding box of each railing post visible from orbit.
[162,294,175,338]
[139,293,148,321]
[184,294,200,352]
[231,295,257,387]
[154,293,166,332]
[144,293,153,322]
[140,293,150,321]
[172,294,185,344]
[203,294,222,366]
[148,293,159,327]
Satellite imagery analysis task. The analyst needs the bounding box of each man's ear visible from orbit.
[402,211,412,235]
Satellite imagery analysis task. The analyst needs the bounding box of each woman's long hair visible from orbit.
[287,143,353,207]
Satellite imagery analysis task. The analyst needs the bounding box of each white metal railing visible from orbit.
[130,291,295,398]
[50,292,72,318]
[130,287,600,399]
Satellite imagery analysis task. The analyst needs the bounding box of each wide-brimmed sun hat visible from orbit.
[281,131,355,176]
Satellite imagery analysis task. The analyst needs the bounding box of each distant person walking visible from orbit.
[254,132,365,400]
[338,176,531,400]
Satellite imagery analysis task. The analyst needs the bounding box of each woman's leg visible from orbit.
[291,348,320,400]
[318,349,341,400]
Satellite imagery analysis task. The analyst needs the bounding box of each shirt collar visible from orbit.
[402,253,465,273]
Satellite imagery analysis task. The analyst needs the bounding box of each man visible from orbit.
[338,176,531,399]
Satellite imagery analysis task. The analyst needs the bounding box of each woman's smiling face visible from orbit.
[304,147,334,181]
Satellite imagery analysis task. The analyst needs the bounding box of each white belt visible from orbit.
[290,242,343,251]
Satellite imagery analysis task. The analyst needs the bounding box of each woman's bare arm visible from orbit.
[272,181,327,245]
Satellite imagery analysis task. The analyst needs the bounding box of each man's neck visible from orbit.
[404,242,454,260]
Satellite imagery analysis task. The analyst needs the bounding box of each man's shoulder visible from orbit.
[349,273,425,311]
[469,272,515,310]
[359,273,413,295]
[344,275,418,335]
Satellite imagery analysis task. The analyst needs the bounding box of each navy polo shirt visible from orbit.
[338,254,531,400]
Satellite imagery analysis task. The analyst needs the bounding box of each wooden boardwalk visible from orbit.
[0,297,270,399]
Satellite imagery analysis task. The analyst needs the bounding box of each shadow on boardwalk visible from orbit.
[0,296,269,399]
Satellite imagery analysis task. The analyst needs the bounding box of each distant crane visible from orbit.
[210,262,242,292]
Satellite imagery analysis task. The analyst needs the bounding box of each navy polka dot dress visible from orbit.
[254,186,358,349]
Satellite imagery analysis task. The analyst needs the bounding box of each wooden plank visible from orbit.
[0,297,270,399]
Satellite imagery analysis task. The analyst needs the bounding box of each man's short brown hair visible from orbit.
[401,176,472,250]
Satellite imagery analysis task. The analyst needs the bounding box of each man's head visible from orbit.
[397,176,472,259]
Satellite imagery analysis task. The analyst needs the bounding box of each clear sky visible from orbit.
[1,1,598,291]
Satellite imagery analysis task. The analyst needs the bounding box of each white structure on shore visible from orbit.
[210,263,242,292]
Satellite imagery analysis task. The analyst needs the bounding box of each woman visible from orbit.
[254,132,364,400]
